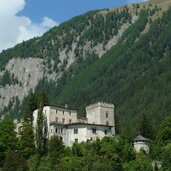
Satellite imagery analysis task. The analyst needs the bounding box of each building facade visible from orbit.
[133,135,151,154]
[33,102,115,146]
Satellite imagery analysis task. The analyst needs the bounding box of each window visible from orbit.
[56,110,57,114]
[75,139,78,143]
[62,118,65,123]
[56,117,58,122]
[69,119,72,124]
[90,137,93,141]
[106,111,109,118]
[104,130,108,135]
[69,112,71,116]
[106,121,109,125]
[63,111,64,115]
[56,128,57,133]
[60,137,63,142]
[87,139,90,142]
[74,128,78,134]
[44,128,47,134]
[61,128,63,134]
[92,128,96,134]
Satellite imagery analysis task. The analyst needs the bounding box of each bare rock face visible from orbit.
[0,58,44,109]
[0,15,138,114]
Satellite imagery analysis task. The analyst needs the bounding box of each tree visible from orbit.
[39,90,49,106]
[123,151,153,171]
[157,114,171,142]
[137,113,154,139]
[19,120,35,159]
[161,142,171,170]
[25,92,38,123]
[19,92,37,159]
[48,135,64,168]
[35,100,44,156]
[115,107,120,135]
[3,150,28,171]
[0,119,19,166]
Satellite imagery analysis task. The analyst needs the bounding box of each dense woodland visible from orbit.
[1,4,171,139]
[0,1,171,170]
[34,6,171,138]
[0,92,170,171]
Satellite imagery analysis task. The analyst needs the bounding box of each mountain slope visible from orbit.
[35,7,171,137]
[0,7,135,115]
[0,0,171,138]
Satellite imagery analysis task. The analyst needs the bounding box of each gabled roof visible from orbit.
[133,135,150,142]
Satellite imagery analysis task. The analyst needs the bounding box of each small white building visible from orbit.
[33,102,115,146]
[133,135,151,154]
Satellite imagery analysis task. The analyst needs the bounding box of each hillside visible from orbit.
[0,0,171,138]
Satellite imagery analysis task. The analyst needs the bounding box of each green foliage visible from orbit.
[29,7,171,139]
[150,115,171,170]
[48,135,64,168]
[24,92,38,123]
[161,142,171,170]
[0,5,171,170]
[0,71,19,86]
[35,91,49,157]
[59,136,135,171]
[19,92,38,159]
[157,114,171,143]
[35,100,44,156]
[123,151,153,171]
[2,6,171,140]
[19,121,35,159]
[3,150,28,171]
[0,119,19,166]
[137,113,154,139]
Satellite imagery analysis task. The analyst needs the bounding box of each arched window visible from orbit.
[106,121,109,125]
[106,111,109,118]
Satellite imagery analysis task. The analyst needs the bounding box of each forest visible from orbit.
[0,2,171,170]
[1,4,171,140]
[34,7,171,138]
[0,92,170,171]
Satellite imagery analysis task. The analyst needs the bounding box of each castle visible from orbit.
[33,102,115,146]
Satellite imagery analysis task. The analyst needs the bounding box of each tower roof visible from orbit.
[133,135,150,142]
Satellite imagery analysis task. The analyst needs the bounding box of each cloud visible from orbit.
[127,0,149,3]
[0,0,58,52]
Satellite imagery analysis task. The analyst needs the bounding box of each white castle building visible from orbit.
[33,102,115,146]
[133,135,151,154]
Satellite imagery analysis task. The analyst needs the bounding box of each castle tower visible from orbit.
[86,102,115,134]
[133,135,151,154]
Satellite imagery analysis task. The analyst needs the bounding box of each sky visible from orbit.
[0,0,146,52]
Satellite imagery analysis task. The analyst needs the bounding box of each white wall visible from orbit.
[33,103,115,147]
[65,124,113,147]
[134,141,150,154]
[86,102,115,134]
[48,106,78,124]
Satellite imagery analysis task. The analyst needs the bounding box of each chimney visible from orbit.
[65,104,68,108]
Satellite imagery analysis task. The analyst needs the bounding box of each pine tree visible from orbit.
[19,120,35,159]
[0,119,19,166]
[19,92,37,159]
[3,150,28,171]
[48,135,64,168]
[24,92,38,124]
[35,100,44,156]
[34,91,49,157]
[115,108,120,135]
[39,90,49,106]
[137,113,154,139]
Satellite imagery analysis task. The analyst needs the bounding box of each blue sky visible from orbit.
[0,0,146,52]
[21,0,145,24]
